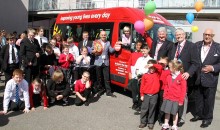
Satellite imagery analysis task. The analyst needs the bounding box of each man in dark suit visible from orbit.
[78,31,94,64]
[190,28,220,128]
[0,33,20,84]
[150,27,173,60]
[169,28,199,126]
[20,28,42,84]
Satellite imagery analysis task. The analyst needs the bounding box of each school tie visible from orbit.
[15,85,19,104]
[12,45,16,63]
[83,40,87,46]
[40,38,43,46]
[176,44,181,59]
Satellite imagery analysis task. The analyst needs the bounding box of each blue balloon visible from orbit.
[186,13,194,24]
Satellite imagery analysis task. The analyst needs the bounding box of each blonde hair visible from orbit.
[169,60,184,73]
[67,37,74,43]
[52,70,64,82]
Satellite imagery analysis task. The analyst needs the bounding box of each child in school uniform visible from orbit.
[157,57,171,125]
[127,41,143,110]
[161,60,187,130]
[139,60,162,129]
[29,78,48,111]
[59,45,74,82]
[75,71,92,106]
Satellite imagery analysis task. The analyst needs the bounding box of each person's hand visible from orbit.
[202,65,214,73]
[43,107,48,110]
[82,97,86,102]
[0,111,6,115]
[66,55,69,61]
[129,73,132,80]
[179,103,183,106]
[56,95,63,100]
[140,96,144,101]
[116,41,123,45]
[31,107,36,111]
[147,64,153,68]
[23,108,30,113]
[182,72,190,80]
[36,53,40,58]
[28,62,32,66]
[85,80,91,88]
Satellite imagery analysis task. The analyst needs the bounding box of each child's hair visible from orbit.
[32,78,46,95]
[169,60,184,73]
[62,45,69,50]
[82,71,90,77]
[52,70,64,82]
[141,44,150,50]
[160,56,169,62]
[45,44,53,52]
[13,69,24,76]
[81,46,88,52]
[67,37,74,43]
[147,59,157,64]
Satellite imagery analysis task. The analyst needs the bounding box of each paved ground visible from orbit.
[0,75,220,130]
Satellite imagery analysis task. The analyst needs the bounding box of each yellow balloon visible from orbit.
[191,26,199,32]
[195,1,204,12]
[143,17,154,31]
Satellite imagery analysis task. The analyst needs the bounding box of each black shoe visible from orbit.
[177,121,185,127]
[132,103,138,110]
[106,93,117,98]
[62,101,69,106]
[200,120,211,128]
[134,111,141,115]
[190,116,202,122]
[84,101,89,106]
[158,122,163,126]
[138,124,146,129]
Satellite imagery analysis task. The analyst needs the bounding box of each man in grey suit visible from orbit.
[92,31,116,97]
[190,28,220,128]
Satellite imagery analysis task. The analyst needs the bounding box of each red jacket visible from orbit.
[128,51,143,73]
[163,74,187,105]
[140,64,162,96]
[29,84,48,108]
[159,69,171,90]
[59,53,74,69]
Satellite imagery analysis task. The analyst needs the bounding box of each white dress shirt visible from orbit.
[3,79,30,112]
[69,44,79,59]
[134,55,153,77]
[35,35,48,47]
[201,42,212,63]
[53,46,61,59]
[9,44,19,64]
[154,41,163,60]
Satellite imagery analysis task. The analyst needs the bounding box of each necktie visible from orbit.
[40,38,43,46]
[15,85,19,104]
[12,45,16,63]
[176,44,181,59]
[83,40,87,46]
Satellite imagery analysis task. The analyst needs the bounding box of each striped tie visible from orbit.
[15,85,19,104]
[176,44,181,59]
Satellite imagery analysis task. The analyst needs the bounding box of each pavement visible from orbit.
[0,75,220,130]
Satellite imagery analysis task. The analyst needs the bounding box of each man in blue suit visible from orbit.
[190,28,220,128]
[92,31,116,97]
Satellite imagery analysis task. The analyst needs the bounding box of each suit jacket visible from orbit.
[195,41,220,88]
[150,39,173,60]
[169,40,199,87]
[93,40,115,66]
[78,40,93,52]
[0,44,20,71]
[20,38,42,67]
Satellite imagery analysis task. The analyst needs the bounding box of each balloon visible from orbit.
[134,20,145,34]
[191,26,199,32]
[186,12,194,24]
[144,17,154,31]
[144,0,156,15]
[195,1,204,12]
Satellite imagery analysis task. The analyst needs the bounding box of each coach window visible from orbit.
[119,23,134,51]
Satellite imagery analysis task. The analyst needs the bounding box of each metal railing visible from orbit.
[29,0,220,11]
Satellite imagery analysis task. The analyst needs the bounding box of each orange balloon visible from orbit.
[144,17,154,31]
[195,1,204,12]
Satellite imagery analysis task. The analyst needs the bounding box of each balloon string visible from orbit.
[195,13,199,21]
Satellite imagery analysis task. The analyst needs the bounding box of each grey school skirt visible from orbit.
[161,100,179,115]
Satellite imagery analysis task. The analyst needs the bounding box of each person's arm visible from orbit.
[58,54,66,64]
[0,45,5,64]
[179,77,187,105]
[140,74,146,97]
[108,42,115,53]
[3,82,12,113]
[68,54,74,63]
[61,82,71,97]
[41,90,48,108]
[187,43,199,76]
[76,55,83,64]
[29,85,34,109]
[22,80,30,113]
[20,39,28,64]
[212,44,220,73]
[46,80,57,98]
[153,64,163,75]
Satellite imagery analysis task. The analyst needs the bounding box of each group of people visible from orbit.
[0,27,119,115]
[0,26,219,130]
[127,27,220,129]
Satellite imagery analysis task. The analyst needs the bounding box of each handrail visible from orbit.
[29,0,220,11]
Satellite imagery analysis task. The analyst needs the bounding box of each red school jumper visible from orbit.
[159,69,171,90]
[58,53,74,69]
[163,74,187,105]
[140,64,162,97]
[29,84,48,108]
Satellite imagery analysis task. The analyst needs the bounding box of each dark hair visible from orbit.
[6,33,15,40]
[32,78,46,96]
[148,59,157,64]
[141,44,150,50]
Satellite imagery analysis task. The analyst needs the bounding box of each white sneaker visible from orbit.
[171,125,178,130]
